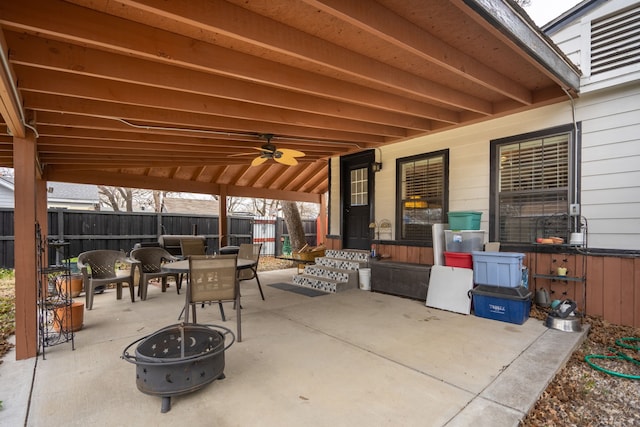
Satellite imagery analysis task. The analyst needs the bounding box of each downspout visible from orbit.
[562,87,579,233]
[0,43,39,139]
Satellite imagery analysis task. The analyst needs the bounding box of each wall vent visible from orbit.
[591,4,640,75]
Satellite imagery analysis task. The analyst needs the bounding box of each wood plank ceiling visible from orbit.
[0,0,580,202]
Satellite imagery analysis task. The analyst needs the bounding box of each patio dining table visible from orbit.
[161,257,256,274]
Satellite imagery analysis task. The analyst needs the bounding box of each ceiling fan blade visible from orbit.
[228,152,256,157]
[275,155,299,166]
[251,156,269,166]
[258,144,277,154]
[278,148,305,158]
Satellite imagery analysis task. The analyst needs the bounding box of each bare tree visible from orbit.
[152,190,166,212]
[98,186,161,212]
[281,200,307,251]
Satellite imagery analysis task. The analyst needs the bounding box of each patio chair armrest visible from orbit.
[80,266,90,282]
[163,254,180,263]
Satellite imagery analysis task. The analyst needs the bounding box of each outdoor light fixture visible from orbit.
[372,147,383,172]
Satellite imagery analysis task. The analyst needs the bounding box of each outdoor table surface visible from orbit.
[162,258,256,273]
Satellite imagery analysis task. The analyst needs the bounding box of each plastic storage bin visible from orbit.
[444,252,473,269]
[447,211,482,230]
[445,230,485,253]
[472,251,524,287]
[471,285,531,325]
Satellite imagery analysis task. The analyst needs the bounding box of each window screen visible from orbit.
[496,133,571,243]
[397,151,447,241]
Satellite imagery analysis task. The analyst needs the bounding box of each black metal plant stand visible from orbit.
[36,222,75,358]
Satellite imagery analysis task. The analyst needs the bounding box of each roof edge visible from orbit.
[464,0,582,92]
[542,0,604,34]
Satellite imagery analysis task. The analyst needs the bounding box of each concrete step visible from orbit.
[326,249,370,263]
[315,257,364,271]
[301,264,357,283]
[292,274,359,293]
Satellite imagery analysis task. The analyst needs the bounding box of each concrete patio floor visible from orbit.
[1,268,587,427]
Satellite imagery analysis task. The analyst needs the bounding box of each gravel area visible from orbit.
[521,306,640,426]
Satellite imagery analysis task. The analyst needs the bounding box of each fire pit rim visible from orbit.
[121,322,235,367]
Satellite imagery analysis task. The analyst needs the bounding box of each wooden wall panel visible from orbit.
[619,258,635,327]
[603,257,622,325]
[630,257,638,328]
[326,237,341,250]
[586,256,604,317]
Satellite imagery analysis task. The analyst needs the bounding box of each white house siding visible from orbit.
[546,0,640,250]
[577,83,640,250]
[330,0,640,252]
[547,0,640,93]
[331,86,638,251]
[367,102,574,241]
[329,157,341,236]
[0,186,13,208]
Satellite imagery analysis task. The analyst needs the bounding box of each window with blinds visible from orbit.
[496,134,570,243]
[397,151,447,241]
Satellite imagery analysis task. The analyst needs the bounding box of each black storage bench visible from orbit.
[370,260,431,301]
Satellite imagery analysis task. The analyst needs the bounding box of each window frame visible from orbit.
[489,123,581,246]
[395,149,449,244]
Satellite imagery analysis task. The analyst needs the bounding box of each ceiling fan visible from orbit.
[248,134,306,166]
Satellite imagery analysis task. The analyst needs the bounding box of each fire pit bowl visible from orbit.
[122,323,235,413]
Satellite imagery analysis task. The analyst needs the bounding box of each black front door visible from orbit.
[341,151,374,250]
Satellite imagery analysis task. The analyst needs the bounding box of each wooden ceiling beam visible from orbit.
[44,167,324,202]
[7,32,455,127]
[0,0,473,118]
[0,30,25,137]
[23,92,385,146]
[38,132,334,159]
[17,66,409,137]
[34,113,363,152]
[303,0,532,105]
[103,0,491,114]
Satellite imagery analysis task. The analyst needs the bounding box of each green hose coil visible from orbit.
[584,337,640,380]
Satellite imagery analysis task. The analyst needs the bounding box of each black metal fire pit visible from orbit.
[122,323,235,413]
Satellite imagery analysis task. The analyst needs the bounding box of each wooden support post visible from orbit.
[13,130,39,359]
[218,186,228,248]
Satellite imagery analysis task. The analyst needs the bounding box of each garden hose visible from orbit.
[585,337,640,380]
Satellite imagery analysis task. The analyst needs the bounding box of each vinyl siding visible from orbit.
[330,0,639,252]
[578,84,640,250]
[550,0,640,92]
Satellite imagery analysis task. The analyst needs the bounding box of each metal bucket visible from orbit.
[122,323,235,413]
[545,315,582,332]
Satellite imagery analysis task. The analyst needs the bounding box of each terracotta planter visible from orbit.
[53,301,84,333]
[58,274,84,298]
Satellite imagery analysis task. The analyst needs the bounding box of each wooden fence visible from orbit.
[0,208,317,268]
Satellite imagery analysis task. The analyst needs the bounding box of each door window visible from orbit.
[350,167,368,206]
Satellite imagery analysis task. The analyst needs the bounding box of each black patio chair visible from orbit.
[238,243,264,300]
[130,247,180,300]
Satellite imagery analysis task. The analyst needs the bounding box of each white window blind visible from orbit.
[399,154,446,240]
[497,134,570,243]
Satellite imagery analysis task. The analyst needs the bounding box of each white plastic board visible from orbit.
[425,265,473,314]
